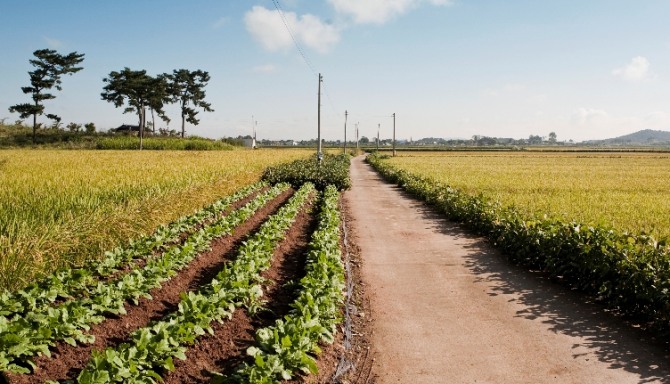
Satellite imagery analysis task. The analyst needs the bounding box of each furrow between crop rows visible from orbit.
[106,184,270,277]
[0,183,289,377]
[69,183,316,384]
[222,185,345,383]
[1,153,353,384]
[2,186,295,384]
[161,188,319,383]
[0,182,264,320]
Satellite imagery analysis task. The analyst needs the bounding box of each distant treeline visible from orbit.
[0,123,233,150]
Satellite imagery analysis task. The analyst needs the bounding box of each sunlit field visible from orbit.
[388,151,670,239]
[0,148,311,290]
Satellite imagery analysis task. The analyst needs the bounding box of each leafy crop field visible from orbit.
[0,154,350,383]
[385,151,670,239]
[0,149,311,291]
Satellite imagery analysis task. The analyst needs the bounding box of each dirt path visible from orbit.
[343,155,670,384]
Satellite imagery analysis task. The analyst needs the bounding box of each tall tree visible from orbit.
[149,73,171,134]
[101,68,168,149]
[548,131,557,144]
[528,134,543,145]
[166,69,213,138]
[8,49,85,143]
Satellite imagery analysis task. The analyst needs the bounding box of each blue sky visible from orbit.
[1,0,669,142]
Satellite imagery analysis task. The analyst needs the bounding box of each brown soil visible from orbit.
[161,193,318,383]
[4,188,293,384]
[284,200,375,384]
[39,187,267,309]
[2,183,375,384]
[108,186,266,278]
[146,191,371,384]
[8,156,670,384]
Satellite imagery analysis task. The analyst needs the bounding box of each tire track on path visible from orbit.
[343,155,670,384]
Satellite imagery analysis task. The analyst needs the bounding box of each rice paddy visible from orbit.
[0,148,312,290]
[387,151,670,239]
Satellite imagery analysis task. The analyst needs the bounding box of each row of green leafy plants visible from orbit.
[74,182,317,383]
[220,185,345,383]
[1,154,349,382]
[0,183,287,374]
[75,185,347,383]
[0,182,263,319]
[367,153,670,334]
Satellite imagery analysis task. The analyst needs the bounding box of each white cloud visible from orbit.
[252,64,278,74]
[44,37,63,48]
[571,108,609,126]
[328,0,453,24]
[612,56,652,82]
[244,6,340,54]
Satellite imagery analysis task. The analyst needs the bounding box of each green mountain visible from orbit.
[586,129,670,145]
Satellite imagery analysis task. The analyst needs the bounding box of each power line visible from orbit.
[272,0,317,76]
[272,1,342,125]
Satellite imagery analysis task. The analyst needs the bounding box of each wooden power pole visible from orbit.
[356,122,359,151]
[344,110,348,154]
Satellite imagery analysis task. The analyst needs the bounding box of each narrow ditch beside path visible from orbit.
[343,155,670,384]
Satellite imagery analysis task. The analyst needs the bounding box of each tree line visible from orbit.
[8,49,213,146]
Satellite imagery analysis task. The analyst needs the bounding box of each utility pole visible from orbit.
[253,118,258,149]
[251,115,257,148]
[377,123,380,151]
[356,122,359,151]
[392,113,396,157]
[317,73,323,161]
[343,110,348,154]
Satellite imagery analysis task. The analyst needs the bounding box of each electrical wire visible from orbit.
[272,0,317,76]
[272,0,343,116]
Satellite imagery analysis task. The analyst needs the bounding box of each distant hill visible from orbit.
[585,129,670,145]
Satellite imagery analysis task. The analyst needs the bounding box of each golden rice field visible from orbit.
[387,151,670,239]
[0,148,312,291]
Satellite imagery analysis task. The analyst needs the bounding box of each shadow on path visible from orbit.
[375,165,670,383]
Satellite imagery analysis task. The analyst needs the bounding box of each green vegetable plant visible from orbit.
[262,154,351,191]
[76,183,316,383]
[0,182,263,319]
[0,183,286,374]
[220,185,345,383]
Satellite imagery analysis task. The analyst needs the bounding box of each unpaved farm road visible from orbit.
[343,155,670,384]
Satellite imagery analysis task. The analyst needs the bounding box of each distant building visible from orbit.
[113,124,140,133]
[242,138,257,148]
